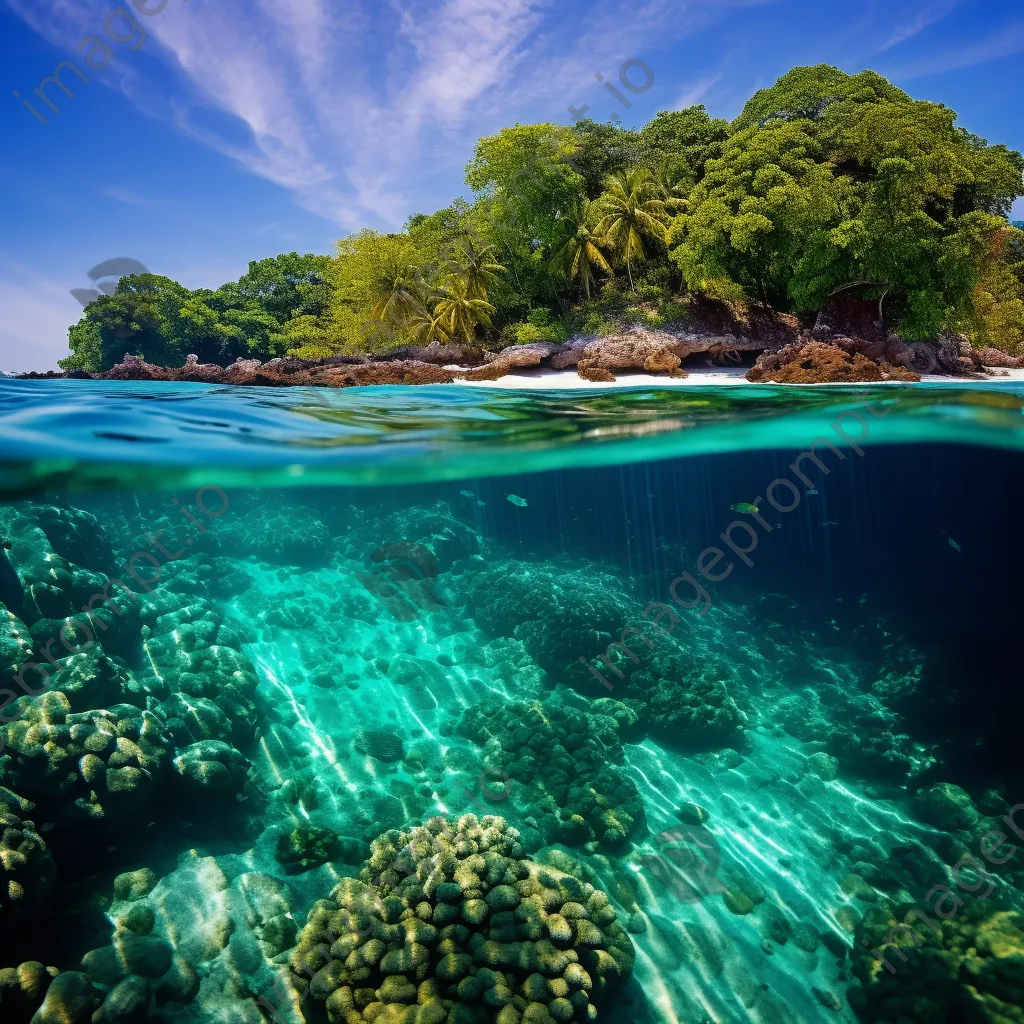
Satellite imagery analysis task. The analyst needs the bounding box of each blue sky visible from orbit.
[2,0,1023,370]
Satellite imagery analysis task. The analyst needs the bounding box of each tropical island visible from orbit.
[55,65,1024,385]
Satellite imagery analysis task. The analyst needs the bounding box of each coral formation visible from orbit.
[290,814,635,1022]
[1,691,170,824]
[459,559,634,685]
[234,504,334,566]
[276,825,343,874]
[613,649,748,750]
[0,790,55,920]
[0,962,59,1023]
[850,898,1024,1022]
[457,698,644,851]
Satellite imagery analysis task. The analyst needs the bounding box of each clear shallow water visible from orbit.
[1,379,1022,1024]
[2,377,1024,493]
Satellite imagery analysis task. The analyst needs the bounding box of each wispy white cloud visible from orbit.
[673,72,725,110]
[6,0,775,230]
[887,19,1024,78]
[877,0,961,52]
[99,186,146,206]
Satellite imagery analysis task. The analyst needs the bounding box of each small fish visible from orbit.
[477,500,486,507]
[146,821,156,828]
[730,502,759,515]
[180,820,193,829]
[1,540,10,550]
[948,537,961,553]
[822,521,838,527]
[235,793,248,802]
[460,489,475,498]
[806,489,819,496]
[40,822,54,833]
[506,494,528,507]
[106,846,117,852]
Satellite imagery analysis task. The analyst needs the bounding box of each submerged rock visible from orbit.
[275,826,342,874]
[28,972,100,1024]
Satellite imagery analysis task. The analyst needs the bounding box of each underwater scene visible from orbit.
[2,378,1024,1024]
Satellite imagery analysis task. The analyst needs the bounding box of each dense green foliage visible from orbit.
[61,254,332,370]
[63,66,1024,370]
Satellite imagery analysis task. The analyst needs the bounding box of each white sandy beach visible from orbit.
[445,365,1024,389]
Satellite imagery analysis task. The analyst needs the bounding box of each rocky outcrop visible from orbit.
[976,347,1024,368]
[747,337,922,383]
[461,343,561,381]
[95,353,454,387]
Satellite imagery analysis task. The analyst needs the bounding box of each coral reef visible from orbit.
[276,825,343,874]
[458,559,634,686]
[850,898,1024,1022]
[0,691,170,824]
[0,962,59,1023]
[771,681,935,784]
[234,504,334,566]
[0,790,55,921]
[458,698,645,851]
[290,814,635,1022]
[613,648,749,750]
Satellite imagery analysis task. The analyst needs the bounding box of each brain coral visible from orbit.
[457,698,644,851]
[0,790,55,922]
[850,897,1024,1023]
[290,814,634,1023]
[459,560,634,687]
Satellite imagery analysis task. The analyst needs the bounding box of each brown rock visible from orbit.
[976,346,1024,368]
[577,366,616,382]
[747,337,920,384]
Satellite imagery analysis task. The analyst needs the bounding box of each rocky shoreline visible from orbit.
[13,321,1023,389]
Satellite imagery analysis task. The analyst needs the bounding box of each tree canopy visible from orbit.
[63,66,1024,370]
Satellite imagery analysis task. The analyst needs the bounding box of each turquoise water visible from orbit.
[1,378,1022,1024]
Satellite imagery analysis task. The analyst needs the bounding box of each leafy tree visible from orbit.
[733,65,910,131]
[565,119,641,198]
[961,226,1024,352]
[672,66,1023,337]
[329,230,430,352]
[234,253,332,323]
[272,315,336,361]
[59,319,103,371]
[594,167,671,291]
[466,124,587,247]
[83,274,191,368]
[639,106,729,192]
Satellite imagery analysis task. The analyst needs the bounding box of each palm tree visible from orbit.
[446,238,505,300]
[434,276,496,343]
[550,199,614,300]
[594,167,671,292]
[407,307,451,345]
[370,266,429,327]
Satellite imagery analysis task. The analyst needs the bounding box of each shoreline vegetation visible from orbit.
[48,64,1024,386]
